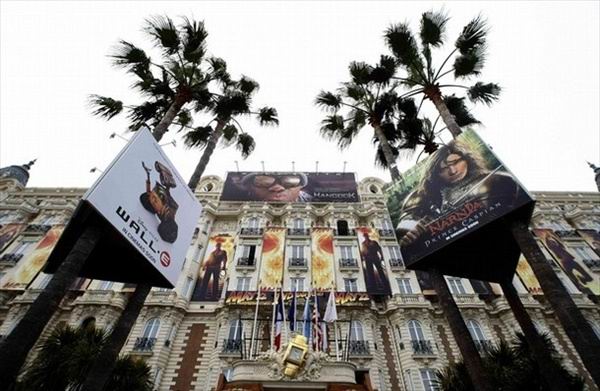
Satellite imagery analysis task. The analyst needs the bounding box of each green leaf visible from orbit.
[222,124,238,141]
[467,82,501,105]
[315,91,342,111]
[453,46,485,78]
[236,133,256,158]
[455,15,488,54]
[319,115,345,139]
[369,55,396,85]
[420,10,449,47]
[396,97,418,117]
[237,75,260,95]
[184,125,213,148]
[384,23,425,73]
[181,17,208,62]
[343,83,365,101]
[177,109,192,130]
[144,15,180,55]
[110,41,150,68]
[444,95,480,126]
[88,95,123,120]
[349,61,373,85]
[258,106,279,126]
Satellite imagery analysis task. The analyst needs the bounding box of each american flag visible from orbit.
[312,293,322,351]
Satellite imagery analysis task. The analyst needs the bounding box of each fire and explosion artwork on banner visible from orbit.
[578,230,600,257]
[534,229,600,295]
[385,129,533,272]
[259,227,286,290]
[191,233,234,301]
[515,255,542,295]
[311,228,335,290]
[1,226,64,290]
[356,227,391,295]
[220,172,359,203]
[0,224,26,253]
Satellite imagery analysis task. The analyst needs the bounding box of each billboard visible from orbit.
[258,227,286,290]
[356,227,391,295]
[191,233,234,301]
[220,172,359,203]
[515,255,543,294]
[1,226,64,289]
[534,229,599,295]
[0,224,26,253]
[80,128,202,287]
[311,228,335,290]
[385,129,534,281]
[224,291,370,306]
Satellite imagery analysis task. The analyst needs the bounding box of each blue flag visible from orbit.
[288,290,297,331]
[302,295,312,338]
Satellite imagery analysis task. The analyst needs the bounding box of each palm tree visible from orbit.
[384,10,600,385]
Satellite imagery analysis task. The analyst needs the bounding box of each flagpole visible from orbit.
[332,289,340,361]
[270,289,277,351]
[344,314,353,361]
[250,289,261,359]
[281,286,288,346]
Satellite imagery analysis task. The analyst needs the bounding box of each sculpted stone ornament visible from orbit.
[259,335,329,381]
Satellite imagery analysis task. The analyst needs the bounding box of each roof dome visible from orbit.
[0,159,36,187]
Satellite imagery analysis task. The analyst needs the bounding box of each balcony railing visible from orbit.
[288,228,309,236]
[240,227,263,236]
[411,340,434,356]
[348,340,370,356]
[334,229,356,237]
[222,338,243,354]
[554,229,578,238]
[133,337,156,352]
[378,229,395,238]
[237,257,255,267]
[0,253,24,264]
[474,339,493,354]
[389,258,404,268]
[26,224,52,233]
[339,258,358,269]
[289,258,307,268]
[582,258,600,269]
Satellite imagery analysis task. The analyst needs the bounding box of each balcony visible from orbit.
[339,258,359,270]
[334,229,356,237]
[240,227,263,236]
[582,258,600,269]
[133,337,156,352]
[0,253,24,264]
[378,229,396,238]
[236,257,256,269]
[289,257,307,270]
[222,338,243,355]
[26,224,52,233]
[411,340,434,356]
[554,229,578,238]
[474,339,494,354]
[348,340,370,357]
[389,258,404,269]
[288,228,309,237]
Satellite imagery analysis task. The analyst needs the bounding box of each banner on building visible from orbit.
[515,255,543,295]
[577,230,600,257]
[356,227,391,295]
[191,233,234,301]
[220,172,359,203]
[259,227,286,290]
[1,226,64,290]
[385,129,534,282]
[225,291,370,306]
[534,229,600,295]
[311,228,335,290]
[0,224,27,253]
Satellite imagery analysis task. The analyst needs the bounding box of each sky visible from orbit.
[0,1,599,192]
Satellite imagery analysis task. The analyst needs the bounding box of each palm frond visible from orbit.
[319,114,346,138]
[88,95,123,120]
[347,109,367,131]
[315,91,342,111]
[374,143,400,169]
[207,57,230,84]
[214,91,250,119]
[181,17,208,62]
[144,15,180,55]
[110,41,150,68]
[453,45,486,78]
[184,125,213,148]
[369,55,396,85]
[444,95,480,126]
[373,91,398,121]
[396,97,418,117]
[349,61,373,85]
[257,106,279,126]
[467,82,501,105]
[126,100,169,131]
[343,82,365,102]
[455,15,488,54]
[221,124,238,142]
[384,23,425,73]
[237,75,260,95]
[236,132,256,158]
[177,109,192,130]
[420,9,450,47]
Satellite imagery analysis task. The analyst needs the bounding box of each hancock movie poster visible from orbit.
[385,129,533,269]
[220,172,359,203]
[258,227,286,290]
[356,227,391,295]
[191,233,234,301]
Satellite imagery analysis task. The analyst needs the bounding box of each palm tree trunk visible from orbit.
[151,95,186,142]
[0,225,101,388]
[187,121,225,191]
[427,90,462,138]
[501,280,572,391]
[510,221,600,385]
[81,283,152,391]
[429,269,494,391]
[372,123,401,181]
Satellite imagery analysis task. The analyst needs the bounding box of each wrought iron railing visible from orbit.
[389,258,404,268]
[339,258,358,268]
[411,340,434,355]
[582,258,600,269]
[133,337,156,352]
[289,258,307,268]
[240,227,263,236]
[0,253,24,264]
[334,229,356,237]
[348,340,370,356]
[378,229,395,237]
[288,228,310,236]
[237,257,255,267]
[27,224,52,233]
[222,338,243,354]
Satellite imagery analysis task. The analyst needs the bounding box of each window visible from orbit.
[81,317,96,330]
[344,278,358,292]
[35,273,52,289]
[408,320,425,341]
[589,321,600,340]
[241,245,256,264]
[98,280,114,290]
[236,277,251,291]
[569,243,599,260]
[228,319,243,340]
[387,246,402,260]
[469,279,489,294]
[291,245,304,259]
[396,278,413,294]
[466,320,486,341]
[246,217,259,228]
[182,277,194,298]
[447,278,467,295]
[350,321,365,341]
[336,220,349,236]
[142,318,161,339]
[557,274,580,294]
[202,183,214,192]
[290,277,305,292]
[293,218,304,229]
[382,219,394,230]
[10,241,34,256]
[339,245,353,259]
[420,368,439,391]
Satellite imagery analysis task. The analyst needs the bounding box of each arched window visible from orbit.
[408,320,425,341]
[292,218,304,229]
[228,319,243,341]
[81,317,96,330]
[369,184,379,194]
[203,183,214,192]
[349,321,365,341]
[589,321,600,340]
[336,220,349,236]
[466,319,486,341]
[142,318,161,339]
[98,280,114,290]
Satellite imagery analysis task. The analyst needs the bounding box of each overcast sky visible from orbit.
[1,1,598,192]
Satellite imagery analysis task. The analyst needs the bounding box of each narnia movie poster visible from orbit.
[1,226,64,290]
[515,255,543,295]
[0,224,26,253]
[356,227,391,295]
[259,227,286,290]
[191,233,234,301]
[311,228,335,290]
[534,229,600,296]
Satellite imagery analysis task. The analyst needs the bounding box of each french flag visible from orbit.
[274,290,285,351]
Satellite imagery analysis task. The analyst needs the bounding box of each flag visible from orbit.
[312,292,322,351]
[321,322,328,352]
[323,289,338,323]
[302,295,311,339]
[288,290,297,332]
[274,289,284,351]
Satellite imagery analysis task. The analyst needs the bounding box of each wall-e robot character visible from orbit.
[140,161,179,243]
